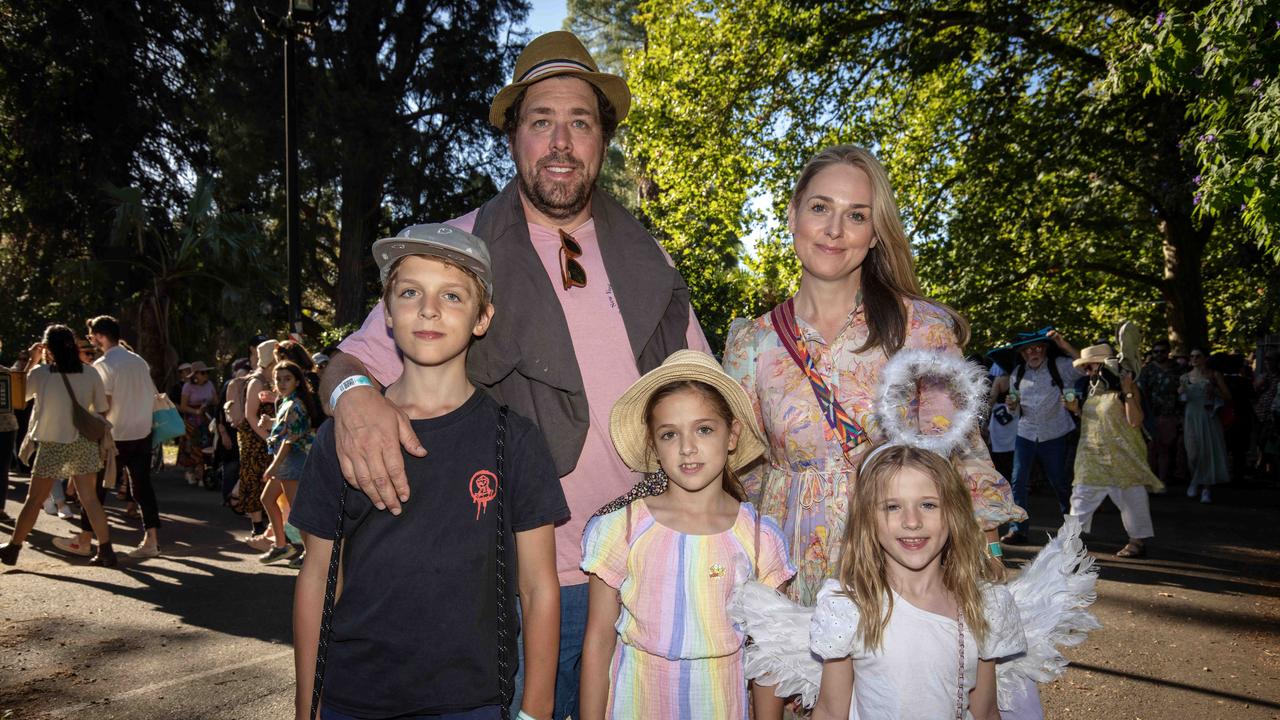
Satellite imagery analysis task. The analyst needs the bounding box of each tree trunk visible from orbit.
[330,2,393,328]
[333,160,384,327]
[1159,211,1212,354]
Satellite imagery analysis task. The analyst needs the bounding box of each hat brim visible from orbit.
[986,338,1058,374]
[372,237,493,297]
[489,71,631,129]
[609,351,765,474]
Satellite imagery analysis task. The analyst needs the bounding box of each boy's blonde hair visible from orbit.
[381,254,491,322]
[835,445,997,651]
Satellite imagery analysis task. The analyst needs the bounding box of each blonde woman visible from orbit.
[723,145,1024,609]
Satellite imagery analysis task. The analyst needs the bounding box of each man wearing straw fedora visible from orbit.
[319,31,711,718]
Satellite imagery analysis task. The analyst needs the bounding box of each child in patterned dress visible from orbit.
[579,350,796,720]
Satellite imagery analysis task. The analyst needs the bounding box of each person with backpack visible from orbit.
[988,328,1080,545]
[292,225,567,720]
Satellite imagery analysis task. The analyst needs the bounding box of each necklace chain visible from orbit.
[956,607,966,720]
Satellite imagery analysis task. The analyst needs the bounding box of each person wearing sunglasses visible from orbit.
[319,31,712,720]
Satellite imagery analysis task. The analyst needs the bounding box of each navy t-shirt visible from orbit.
[290,390,569,718]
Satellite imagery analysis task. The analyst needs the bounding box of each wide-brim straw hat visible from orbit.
[609,350,765,473]
[488,31,631,129]
[1073,343,1116,368]
[188,361,213,373]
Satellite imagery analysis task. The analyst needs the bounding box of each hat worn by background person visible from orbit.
[256,340,278,369]
[986,326,1062,373]
[372,223,493,296]
[188,361,213,374]
[488,30,631,129]
[609,349,765,473]
[1073,344,1117,368]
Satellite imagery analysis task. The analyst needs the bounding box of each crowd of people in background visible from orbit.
[977,328,1280,559]
[0,316,336,569]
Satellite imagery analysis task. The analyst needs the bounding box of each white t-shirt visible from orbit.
[93,345,157,442]
[988,402,1019,453]
[809,578,1025,720]
[26,364,108,444]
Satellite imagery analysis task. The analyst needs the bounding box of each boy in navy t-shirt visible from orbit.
[292,224,568,720]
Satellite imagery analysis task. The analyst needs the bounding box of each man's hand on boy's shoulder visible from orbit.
[333,383,426,516]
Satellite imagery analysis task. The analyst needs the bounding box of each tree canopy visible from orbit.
[0,0,526,375]
[623,0,1280,354]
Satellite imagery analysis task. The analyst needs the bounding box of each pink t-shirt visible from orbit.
[340,211,711,585]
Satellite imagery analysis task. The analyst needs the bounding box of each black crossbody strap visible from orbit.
[310,481,347,720]
[495,406,512,720]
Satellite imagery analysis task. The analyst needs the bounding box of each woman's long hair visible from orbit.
[643,380,748,502]
[273,360,323,429]
[275,339,315,372]
[43,325,83,374]
[789,145,969,353]
[835,445,996,651]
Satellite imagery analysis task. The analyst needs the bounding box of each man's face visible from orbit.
[88,331,107,351]
[511,76,604,225]
[1019,342,1048,369]
[1152,344,1170,363]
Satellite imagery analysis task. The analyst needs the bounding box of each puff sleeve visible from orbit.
[809,578,861,660]
[580,506,631,589]
[978,584,1027,660]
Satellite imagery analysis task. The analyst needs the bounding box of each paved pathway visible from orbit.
[2,466,1278,718]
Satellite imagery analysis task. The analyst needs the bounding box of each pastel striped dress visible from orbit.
[581,500,795,719]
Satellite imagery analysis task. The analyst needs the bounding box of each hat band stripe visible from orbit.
[519,59,594,83]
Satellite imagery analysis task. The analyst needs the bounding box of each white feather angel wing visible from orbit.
[728,580,823,708]
[997,515,1102,711]
[729,517,1100,712]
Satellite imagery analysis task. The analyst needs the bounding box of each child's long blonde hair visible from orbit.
[835,445,998,651]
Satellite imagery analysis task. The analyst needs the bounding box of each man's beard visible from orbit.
[516,150,596,221]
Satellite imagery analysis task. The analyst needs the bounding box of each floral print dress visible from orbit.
[722,297,1025,605]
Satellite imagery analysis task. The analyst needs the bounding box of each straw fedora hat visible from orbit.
[489,31,631,129]
[609,350,765,473]
[1072,343,1116,368]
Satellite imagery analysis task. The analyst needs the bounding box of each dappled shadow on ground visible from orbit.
[2,467,295,645]
[1070,661,1280,709]
[9,556,294,645]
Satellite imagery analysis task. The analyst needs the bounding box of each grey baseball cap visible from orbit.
[372,223,493,297]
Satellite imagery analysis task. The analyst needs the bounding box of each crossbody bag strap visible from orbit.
[769,298,869,460]
[495,406,513,720]
[753,504,763,581]
[310,481,348,720]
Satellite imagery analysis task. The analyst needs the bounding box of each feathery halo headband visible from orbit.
[864,349,989,465]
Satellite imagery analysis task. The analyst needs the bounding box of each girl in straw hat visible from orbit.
[579,350,795,720]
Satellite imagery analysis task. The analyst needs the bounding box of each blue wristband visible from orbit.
[988,541,1004,558]
[329,375,374,410]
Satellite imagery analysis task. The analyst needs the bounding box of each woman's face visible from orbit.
[1190,351,1207,369]
[193,370,209,385]
[789,163,878,284]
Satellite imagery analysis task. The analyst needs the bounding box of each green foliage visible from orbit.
[0,0,526,365]
[626,0,1280,355]
[1111,1,1280,258]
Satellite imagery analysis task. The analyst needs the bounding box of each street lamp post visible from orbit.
[258,0,320,339]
